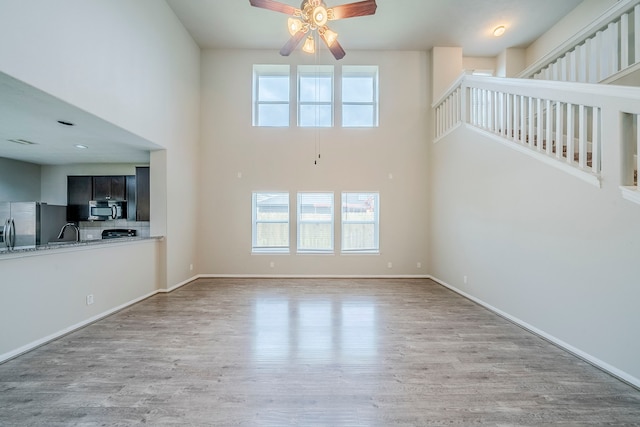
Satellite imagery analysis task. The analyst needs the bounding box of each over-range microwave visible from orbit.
[88,200,125,221]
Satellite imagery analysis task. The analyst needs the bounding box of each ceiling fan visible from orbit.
[249,0,377,60]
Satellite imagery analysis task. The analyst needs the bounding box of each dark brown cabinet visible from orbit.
[135,167,150,221]
[92,176,126,201]
[67,172,150,222]
[67,176,92,221]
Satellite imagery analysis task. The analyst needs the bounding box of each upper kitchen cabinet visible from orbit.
[93,176,126,201]
[67,176,92,221]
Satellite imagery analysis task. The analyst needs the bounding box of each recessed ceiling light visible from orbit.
[7,138,37,145]
[74,144,88,149]
[493,26,506,37]
[57,120,75,126]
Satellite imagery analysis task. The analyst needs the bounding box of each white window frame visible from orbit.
[341,192,380,254]
[298,65,334,128]
[341,65,379,128]
[253,64,290,127]
[297,192,334,254]
[252,192,290,253]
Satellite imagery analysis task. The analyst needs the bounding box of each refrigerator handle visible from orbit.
[8,218,16,249]
[2,219,7,249]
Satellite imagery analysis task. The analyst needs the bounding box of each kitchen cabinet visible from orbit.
[67,176,92,221]
[92,176,126,201]
[67,175,132,221]
[135,167,150,221]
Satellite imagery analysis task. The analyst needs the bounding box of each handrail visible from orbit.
[433,75,640,190]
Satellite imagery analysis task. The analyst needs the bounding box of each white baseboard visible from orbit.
[0,289,158,364]
[428,275,640,390]
[158,274,201,293]
[198,274,432,279]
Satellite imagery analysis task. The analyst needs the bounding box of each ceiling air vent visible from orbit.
[7,138,38,145]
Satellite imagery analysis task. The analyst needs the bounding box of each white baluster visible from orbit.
[578,104,588,168]
[637,114,640,188]
[555,101,564,159]
[536,98,543,150]
[621,12,629,69]
[569,50,577,82]
[520,95,526,144]
[513,95,520,142]
[567,103,575,163]
[597,30,606,81]
[591,107,601,174]
[609,21,619,76]
[590,35,600,83]
[528,97,535,148]
[546,99,553,155]
[506,93,512,139]
[635,5,640,65]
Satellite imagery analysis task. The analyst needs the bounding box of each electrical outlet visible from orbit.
[417,262,421,268]
[270,261,275,268]
[464,275,468,284]
[387,262,393,269]
[86,294,94,305]
[189,264,193,271]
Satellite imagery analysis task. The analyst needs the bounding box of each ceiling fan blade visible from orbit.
[280,30,307,56]
[320,34,346,60]
[249,0,298,15]
[329,0,377,20]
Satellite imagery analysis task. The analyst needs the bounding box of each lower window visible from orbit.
[341,192,379,253]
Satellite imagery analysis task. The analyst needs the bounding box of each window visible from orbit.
[342,66,378,127]
[253,65,290,127]
[297,192,334,253]
[341,192,379,253]
[252,192,290,253]
[298,65,334,127]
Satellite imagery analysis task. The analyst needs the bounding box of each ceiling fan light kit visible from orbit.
[249,0,377,60]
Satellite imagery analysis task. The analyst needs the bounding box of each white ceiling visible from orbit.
[166,0,582,56]
[0,73,157,166]
[1,0,583,166]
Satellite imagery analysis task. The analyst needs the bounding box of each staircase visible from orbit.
[433,0,640,200]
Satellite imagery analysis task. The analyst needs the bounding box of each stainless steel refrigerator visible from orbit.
[0,202,68,252]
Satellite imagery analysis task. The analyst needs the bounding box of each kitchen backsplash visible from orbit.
[78,220,150,241]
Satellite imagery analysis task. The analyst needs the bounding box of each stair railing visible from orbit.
[519,0,640,84]
[433,75,640,195]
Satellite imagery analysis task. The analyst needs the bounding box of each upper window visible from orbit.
[341,192,379,253]
[252,192,290,253]
[342,66,379,127]
[253,65,290,127]
[297,192,334,253]
[298,65,334,127]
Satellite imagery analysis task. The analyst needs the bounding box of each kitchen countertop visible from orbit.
[0,236,163,259]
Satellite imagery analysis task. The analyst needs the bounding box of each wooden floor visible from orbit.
[1,278,640,426]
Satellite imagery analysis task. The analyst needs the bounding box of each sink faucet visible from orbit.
[57,223,80,242]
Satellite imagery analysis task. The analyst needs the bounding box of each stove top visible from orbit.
[101,229,137,239]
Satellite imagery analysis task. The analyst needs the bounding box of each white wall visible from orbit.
[0,240,159,359]
[40,163,142,205]
[432,47,463,102]
[0,0,201,289]
[0,0,199,360]
[199,49,430,276]
[429,119,640,383]
[525,0,618,67]
[0,157,41,201]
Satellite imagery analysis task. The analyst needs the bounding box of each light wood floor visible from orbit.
[1,278,639,426]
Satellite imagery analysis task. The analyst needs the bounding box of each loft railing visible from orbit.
[433,75,640,198]
[519,0,640,83]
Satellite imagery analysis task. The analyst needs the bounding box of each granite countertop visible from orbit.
[0,236,162,258]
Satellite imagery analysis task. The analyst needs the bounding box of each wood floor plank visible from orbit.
[1,277,639,426]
